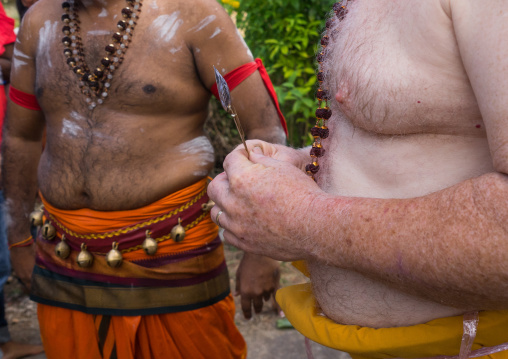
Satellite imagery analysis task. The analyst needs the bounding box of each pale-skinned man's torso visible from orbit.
[308,0,488,328]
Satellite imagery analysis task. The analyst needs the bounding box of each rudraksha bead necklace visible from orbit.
[306,0,352,180]
[61,0,143,110]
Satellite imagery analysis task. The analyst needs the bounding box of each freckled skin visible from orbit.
[208,0,508,330]
[2,0,286,304]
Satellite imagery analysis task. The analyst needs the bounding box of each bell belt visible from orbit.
[40,190,211,254]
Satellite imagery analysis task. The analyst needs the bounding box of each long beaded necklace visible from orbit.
[306,0,352,180]
[61,0,143,110]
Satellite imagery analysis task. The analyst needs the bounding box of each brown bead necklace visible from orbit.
[61,0,143,110]
[306,0,352,180]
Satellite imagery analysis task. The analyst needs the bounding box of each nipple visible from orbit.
[335,88,348,104]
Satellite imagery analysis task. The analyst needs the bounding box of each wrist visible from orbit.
[9,235,34,250]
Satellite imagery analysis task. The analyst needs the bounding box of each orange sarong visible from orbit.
[33,179,246,359]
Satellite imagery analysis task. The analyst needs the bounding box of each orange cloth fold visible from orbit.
[39,179,219,261]
[38,295,246,359]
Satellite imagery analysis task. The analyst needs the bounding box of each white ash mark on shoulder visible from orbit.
[12,47,31,71]
[38,20,59,68]
[188,15,216,32]
[150,12,184,43]
[150,0,158,10]
[236,28,253,58]
[13,47,30,60]
[98,8,108,17]
[210,27,221,39]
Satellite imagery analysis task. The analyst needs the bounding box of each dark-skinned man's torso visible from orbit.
[12,0,284,211]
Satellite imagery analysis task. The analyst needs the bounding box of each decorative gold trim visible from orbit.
[47,189,207,240]
[120,212,209,254]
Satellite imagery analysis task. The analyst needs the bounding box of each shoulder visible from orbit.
[17,0,60,49]
[22,0,60,28]
[151,0,234,32]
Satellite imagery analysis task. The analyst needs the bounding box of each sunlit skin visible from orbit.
[208,0,508,328]
[2,0,286,318]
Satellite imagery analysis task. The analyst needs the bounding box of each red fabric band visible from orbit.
[211,58,288,137]
[9,86,42,111]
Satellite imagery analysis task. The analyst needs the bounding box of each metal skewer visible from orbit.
[213,66,250,159]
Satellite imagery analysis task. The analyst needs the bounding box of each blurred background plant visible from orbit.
[2,0,20,26]
[206,0,334,173]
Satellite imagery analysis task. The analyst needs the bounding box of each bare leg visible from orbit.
[0,341,44,359]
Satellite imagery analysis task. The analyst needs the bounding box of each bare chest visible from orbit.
[328,0,482,136]
[33,9,205,116]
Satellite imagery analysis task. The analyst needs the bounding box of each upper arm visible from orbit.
[6,9,45,141]
[188,1,286,144]
[449,0,508,172]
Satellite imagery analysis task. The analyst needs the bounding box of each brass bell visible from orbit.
[77,243,93,268]
[55,235,71,259]
[142,230,158,256]
[29,209,44,227]
[170,218,185,243]
[41,221,56,240]
[106,242,123,268]
[201,200,215,212]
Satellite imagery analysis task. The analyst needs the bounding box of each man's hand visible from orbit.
[246,140,309,171]
[9,245,35,292]
[235,253,280,319]
[209,140,321,262]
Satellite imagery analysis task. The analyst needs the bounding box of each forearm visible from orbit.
[247,126,286,145]
[2,135,42,243]
[309,171,508,309]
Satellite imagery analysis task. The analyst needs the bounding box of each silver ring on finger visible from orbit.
[216,210,224,228]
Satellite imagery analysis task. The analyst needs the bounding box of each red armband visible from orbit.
[211,58,288,137]
[9,86,42,111]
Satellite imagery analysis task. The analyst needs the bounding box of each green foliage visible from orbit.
[222,0,335,147]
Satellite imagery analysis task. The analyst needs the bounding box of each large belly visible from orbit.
[307,262,464,328]
[308,123,492,328]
